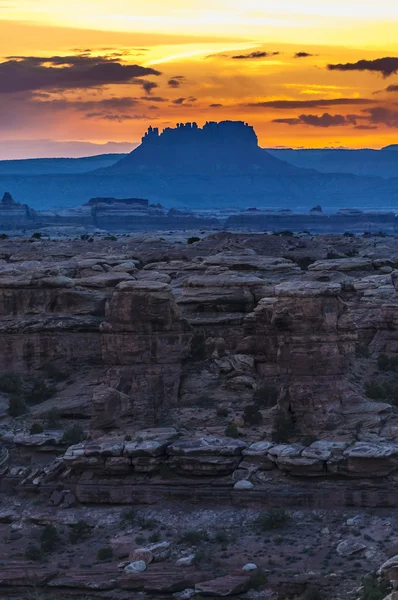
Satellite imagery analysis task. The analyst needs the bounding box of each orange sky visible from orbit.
[2,1,398,153]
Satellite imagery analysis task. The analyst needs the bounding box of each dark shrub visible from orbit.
[179,530,209,544]
[256,509,289,531]
[96,546,113,561]
[46,407,61,428]
[69,520,92,544]
[249,569,269,589]
[187,236,200,244]
[24,543,43,561]
[360,572,390,600]
[272,410,296,443]
[8,394,27,417]
[31,232,42,239]
[0,373,22,394]
[27,379,57,405]
[243,404,262,426]
[189,334,206,361]
[40,525,59,553]
[225,422,240,438]
[61,424,85,446]
[253,384,278,408]
[30,423,44,434]
[355,344,370,359]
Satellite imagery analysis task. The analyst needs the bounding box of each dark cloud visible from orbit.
[140,96,167,102]
[168,78,181,88]
[31,96,139,112]
[141,80,158,95]
[355,125,378,130]
[0,54,161,94]
[294,52,314,58]
[247,98,374,109]
[171,96,197,105]
[364,107,398,127]
[232,51,279,60]
[210,103,223,107]
[85,112,150,122]
[327,57,398,78]
[385,85,398,92]
[273,113,354,127]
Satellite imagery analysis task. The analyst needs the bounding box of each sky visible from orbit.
[2,1,398,155]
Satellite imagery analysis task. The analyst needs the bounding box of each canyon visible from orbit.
[0,230,398,599]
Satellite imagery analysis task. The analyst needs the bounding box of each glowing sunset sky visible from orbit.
[2,0,398,155]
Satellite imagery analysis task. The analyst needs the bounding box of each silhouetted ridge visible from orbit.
[108,120,293,174]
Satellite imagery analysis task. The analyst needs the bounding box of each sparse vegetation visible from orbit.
[8,394,27,417]
[377,353,398,372]
[96,546,113,561]
[24,543,43,562]
[61,424,86,446]
[253,384,278,408]
[31,232,42,239]
[356,344,370,359]
[27,379,57,405]
[256,509,290,531]
[46,407,61,428]
[360,572,390,600]
[43,362,69,382]
[243,404,262,426]
[0,373,22,394]
[302,584,323,600]
[189,334,206,361]
[216,406,228,417]
[69,520,92,544]
[187,236,200,244]
[225,422,240,438]
[30,423,44,434]
[272,409,296,442]
[179,530,209,544]
[40,525,59,553]
[249,569,269,589]
[365,380,398,405]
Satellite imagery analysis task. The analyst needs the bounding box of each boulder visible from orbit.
[336,539,367,558]
[195,575,250,597]
[124,560,147,574]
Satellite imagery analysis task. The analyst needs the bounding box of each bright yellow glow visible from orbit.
[1,1,398,149]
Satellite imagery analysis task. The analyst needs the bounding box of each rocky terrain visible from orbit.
[2,229,398,599]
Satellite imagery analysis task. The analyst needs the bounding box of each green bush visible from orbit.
[360,572,390,600]
[24,543,43,561]
[365,381,398,405]
[0,373,22,394]
[61,424,85,446]
[179,530,209,544]
[216,406,228,417]
[30,423,44,434]
[343,231,355,237]
[377,353,398,372]
[43,362,69,382]
[256,509,289,531]
[249,569,269,589]
[96,546,113,561]
[27,379,57,405]
[225,422,240,438]
[272,410,296,443]
[46,407,61,428]
[8,394,27,417]
[187,236,200,244]
[253,384,278,408]
[302,584,323,600]
[69,520,92,544]
[0,233,8,239]
[355,344,370,359]
[243,404,263,426]
[40,525,59,553]
[31,232,42,239]
[189,334,206,361]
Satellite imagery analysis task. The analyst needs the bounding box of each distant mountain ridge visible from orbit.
[268,147,398,179]
[0,120,398,211]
